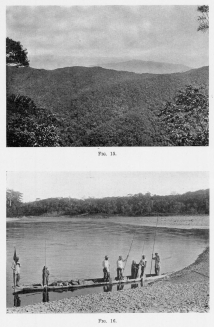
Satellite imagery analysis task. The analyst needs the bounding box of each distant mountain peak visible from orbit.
[99,60,192,74]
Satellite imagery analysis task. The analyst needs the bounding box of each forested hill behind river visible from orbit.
[7,189,209,218]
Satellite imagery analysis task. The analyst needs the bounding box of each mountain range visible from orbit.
[98,60,192,74]
[29,57,192,74]
[7,64,208,146]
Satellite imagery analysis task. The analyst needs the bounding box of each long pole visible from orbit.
[13,246,16,291]
[150,216,158,275]
[142,240,145,255]
[45,239,46,267]
[124,232,135,272]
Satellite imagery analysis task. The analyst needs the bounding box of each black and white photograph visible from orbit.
[2,1,213,326]
[6,5,209,147]
[6,171,209,313]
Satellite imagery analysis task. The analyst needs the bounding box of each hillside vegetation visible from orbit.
[7,65,209,146]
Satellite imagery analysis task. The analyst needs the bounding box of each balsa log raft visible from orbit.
[12,273,169,294]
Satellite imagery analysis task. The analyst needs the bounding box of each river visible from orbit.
[6,216,209,308]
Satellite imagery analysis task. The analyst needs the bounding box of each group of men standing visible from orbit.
[12,258,50,288]
[102,253,161,282]
[103,255,130,282]
[11,252,161,288]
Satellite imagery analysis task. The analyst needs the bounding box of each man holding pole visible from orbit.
[15,257,21,287]
[42,266,50,286]
[152,253,161,275]
[11,247,18,287]
[11,258,16,287]
[117,255,128,280]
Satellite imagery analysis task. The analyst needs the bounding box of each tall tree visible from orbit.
[158,85,208,146]
[6,189,23,217]
[6,37,29,67]
[197,6,209,32]
[7,94,61,147]
[7,189,23,206]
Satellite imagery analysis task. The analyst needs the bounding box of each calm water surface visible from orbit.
[6,216,209,308]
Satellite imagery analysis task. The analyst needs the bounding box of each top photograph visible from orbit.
[6,6,209,147]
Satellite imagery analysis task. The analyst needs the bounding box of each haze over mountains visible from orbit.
[98,60,192,74]
[7,64,208,146]
[30,56,192,74]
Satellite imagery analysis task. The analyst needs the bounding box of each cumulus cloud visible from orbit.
[6,6,209,69]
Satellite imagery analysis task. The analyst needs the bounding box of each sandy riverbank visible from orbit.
[6,215,209,229]
[106,215,209,229]
[133,215,209,229]
[7,247,209,313]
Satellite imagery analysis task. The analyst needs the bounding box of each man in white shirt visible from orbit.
[102,255,110,282]
[117,255,128,280]
[139,255,147,278]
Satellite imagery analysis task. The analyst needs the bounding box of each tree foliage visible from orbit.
[159,85,209,146]
[7,65,208,146]
[7,94,61,147]
[7,189,209,218]
[6,37,30,67]
[197,6,209,32]
[6,189,23,217]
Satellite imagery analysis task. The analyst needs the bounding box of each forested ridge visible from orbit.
[7,65,208,146]
[7,189,209,218]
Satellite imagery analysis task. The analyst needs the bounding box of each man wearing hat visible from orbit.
[102,255,110,282]
[152,253,160,275]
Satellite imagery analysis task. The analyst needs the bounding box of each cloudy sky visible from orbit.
[7,172,209,202]
[6,6,208,69]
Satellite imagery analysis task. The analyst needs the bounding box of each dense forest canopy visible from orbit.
[6,189,209,218]
[6,65,209,147]
[158,85,208,146]
[7,94,61,147]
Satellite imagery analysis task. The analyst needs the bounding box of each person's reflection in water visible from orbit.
[131,283,138,289]
[117,284,124,291]
[42,289,49,303]
[141,278,145,287]
[14,294,21,307]
[103,284,113,292]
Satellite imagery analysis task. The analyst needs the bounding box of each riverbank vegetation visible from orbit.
[6,189,209,218]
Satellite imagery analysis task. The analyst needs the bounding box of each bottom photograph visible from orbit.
[6,171,209,313]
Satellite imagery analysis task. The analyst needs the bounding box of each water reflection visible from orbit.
[131,283,138,289]
[7,216,209,308]
[14,294,21,307]
[117,284,124,291]
[103,284,113,292]
[42,289,49,303]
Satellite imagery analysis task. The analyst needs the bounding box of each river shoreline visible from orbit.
[7,247,209,313]
[6,215,209,230]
